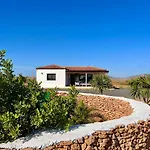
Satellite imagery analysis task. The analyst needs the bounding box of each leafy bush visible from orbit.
[128,76,150,104]
[0,50,46,142]
[90,74,112,94]
[30,88,78,130]
[71,100,94,124]
[0,50,96,143]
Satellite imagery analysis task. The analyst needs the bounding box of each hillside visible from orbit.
[111,74,150,88]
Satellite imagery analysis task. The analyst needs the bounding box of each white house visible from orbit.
[36,64,109,88]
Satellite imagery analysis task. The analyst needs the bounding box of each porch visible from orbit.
[66,73,93,87]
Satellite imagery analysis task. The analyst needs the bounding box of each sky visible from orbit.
[0,0,150,77]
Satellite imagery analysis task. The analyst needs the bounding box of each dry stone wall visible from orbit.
[44,120,150,150]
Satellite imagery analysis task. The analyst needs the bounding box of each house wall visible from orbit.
[66,73,70,86]
[36,69,66,88]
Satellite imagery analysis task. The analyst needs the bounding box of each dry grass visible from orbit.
[111,78,128,89]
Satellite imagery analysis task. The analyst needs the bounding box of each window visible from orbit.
[87,74,93,83]
[79,74,85,83]
[47,74,56,80]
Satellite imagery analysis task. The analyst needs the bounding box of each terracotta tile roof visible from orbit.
[65,66,108,72]
[36,64,65,69]
[36,64,109,72]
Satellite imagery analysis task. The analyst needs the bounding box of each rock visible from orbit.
[56,146,63,148]
[119,124,125,128]
[78,137,84,144]
[84,135,89,140]
[112,134,117,140]
[118,128,125,134]
[135,145,140,149]
[59,141,72,146]
[85,136,96,146]
[99,134,108,139]
[148,129,150,133]
[143,127,147,132]
[102,139,109,145]
[71,144,80,150]
[22,148,34,150]
[98,138,103,143]
[120,144,126,149]
[44,146,56,150]
[137,120,145,125]
[85,146,92,150]
[81,143,87,150]
[57,148,68,150]
[112,139,119,146]
[64,146,71,150]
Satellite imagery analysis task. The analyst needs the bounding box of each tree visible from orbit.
[128,75,150,105]
[90,74,112,94]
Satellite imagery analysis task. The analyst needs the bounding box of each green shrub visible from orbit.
[71,100,94,124]
[30,89,75,130]
[0,112,20,142]
[128,76,150,104]
[0,50,97,143]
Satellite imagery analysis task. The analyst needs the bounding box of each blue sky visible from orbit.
[0,0,150,77]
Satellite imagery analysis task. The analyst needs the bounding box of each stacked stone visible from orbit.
[58,93,133,121]
[43,120,150,150]
[1,120,150,150]
[77,95,133,121]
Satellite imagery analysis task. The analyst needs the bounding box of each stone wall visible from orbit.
[44,120,150,150]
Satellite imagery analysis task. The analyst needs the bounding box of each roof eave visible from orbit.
[36,68,66,69]
[66,70,109,72]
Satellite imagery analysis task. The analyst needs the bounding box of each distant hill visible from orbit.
[110,74,150,80]
[127,74,150,79]
[110,74,150,88]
